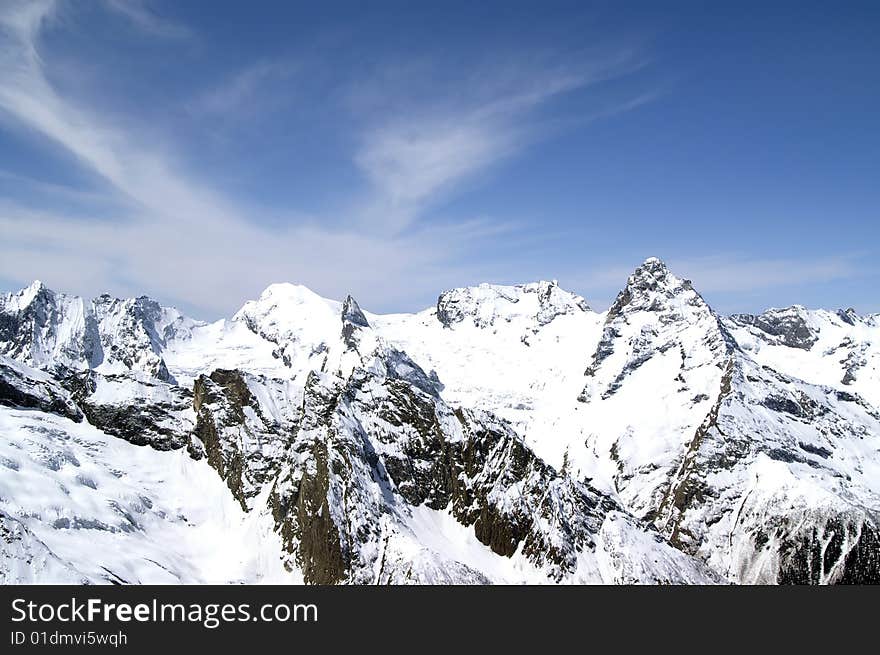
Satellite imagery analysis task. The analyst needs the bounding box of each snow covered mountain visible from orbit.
[1,260,878,584]
[572,259,880,583]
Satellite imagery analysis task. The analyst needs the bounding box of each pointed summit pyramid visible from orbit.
[570,258,880,584]
[583,258,731,389]
[342,294,370,329]
[606,257,704,321]
[341,294,370,350]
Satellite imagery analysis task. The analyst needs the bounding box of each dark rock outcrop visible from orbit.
[193,369,297,509]
[729,307,819,350]
[436,280,590,329]
[0,357,83,422]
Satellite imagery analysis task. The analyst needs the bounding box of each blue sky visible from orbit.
[0,0,877,318]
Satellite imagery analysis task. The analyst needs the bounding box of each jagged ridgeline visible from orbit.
[1,263,878,584]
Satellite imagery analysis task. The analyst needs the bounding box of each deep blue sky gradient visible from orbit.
[0,1,877,317]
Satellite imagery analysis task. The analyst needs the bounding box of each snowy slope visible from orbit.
[0,398,295,584]
[572,257,734,510]
[371,282,604,469]
[656,357,880,583]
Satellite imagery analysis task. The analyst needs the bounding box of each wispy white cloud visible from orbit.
[0,2,653,317]
[0,169,115,208]
[190,60,300,118]
[103,0,191,39]
[0,197,507,317]
[350,50,648,233]
[0,1,501,315]
[7,6,562,317]
[355,119,511,219]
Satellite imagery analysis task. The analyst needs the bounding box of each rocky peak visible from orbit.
[606,257,705,322]
[0,281,102,373]
[728,305,819,350]
[0,281,198,383]
[94,293,162,324]
[2,281,57,319]
[341,295,371,353]
[341,295,369,328]
[581,258,733,401]
[436,280,590,330]
[6,280,49,310]
[342,295,370,350]
[836,307,860,326]
[93,294,165,345]
[90,294,185,382]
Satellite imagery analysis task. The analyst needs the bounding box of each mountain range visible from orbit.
[1,258,878,584]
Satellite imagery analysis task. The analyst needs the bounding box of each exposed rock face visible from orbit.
[341,295,371,353]
[75,373,194,451]
[580,256,733,401]
[728,306,819,350]
[403,405,620,575]
[837,308,859,326]
[437,280,590,330]
[366,375,622,576]
[0,282,102,374]
[0,284,200,452]
[0,283,192,381]
[267,371,381,584]
[652,356,880,584]
[261,363,717,584]
[840,344,869,387]
[0,355,83,422]
[92,295,177,383]
[342,295,369,329]
[724,303,880,409]
[195,300,717,584]
[193,369,299,509]
[761,508,880,584]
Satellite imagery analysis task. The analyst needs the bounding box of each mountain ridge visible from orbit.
[1,258,878,584]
